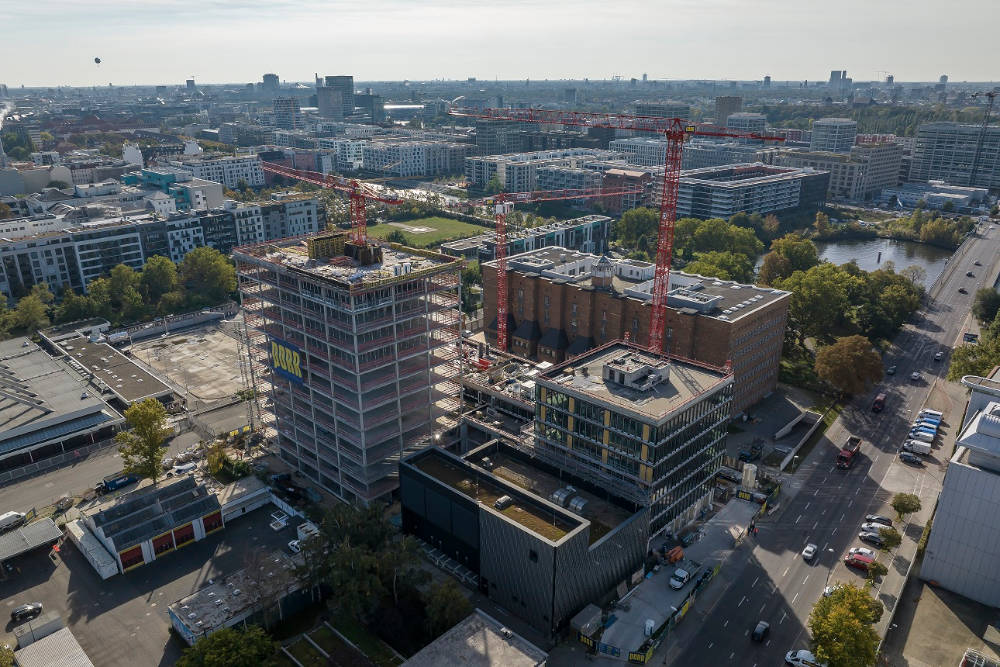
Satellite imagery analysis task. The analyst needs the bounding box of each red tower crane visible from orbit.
[260,162,404,243]
[468,185,644,352]
[450,107,784,355]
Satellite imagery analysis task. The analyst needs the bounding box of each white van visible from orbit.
[909,430,934,443]
[919,409,943,419]
[0,511,26,533]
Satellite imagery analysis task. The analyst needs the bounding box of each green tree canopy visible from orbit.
[781,263,853,344]
[425,579,473,638]
[814,335,883,395]
[11,294,50,333]
[891,492,922,521]
[177,626,277,667]
[684,251,754,283]
[140,255,179,303]
[808,585,880,667]
[115,398,171,486]
[615,207,659,248]
[483,175,503,195]
[972,289,1000,324]
[770,233,820,273]
[878,527,902,550]
[180,247,236,306]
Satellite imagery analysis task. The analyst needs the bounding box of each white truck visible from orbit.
[668,567,691,590]
[902,439,932,456]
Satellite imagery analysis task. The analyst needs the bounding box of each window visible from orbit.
[529,549,538,562]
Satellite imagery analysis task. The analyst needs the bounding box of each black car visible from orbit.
[966,271,975,277]
[859,531,885,548]
[900,451,924,466]
[10,603,42,623]
[865,514,893,527]
[751,620,770,642]
[959,287,968,294]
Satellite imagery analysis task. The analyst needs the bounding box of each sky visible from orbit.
[4,0,999,88]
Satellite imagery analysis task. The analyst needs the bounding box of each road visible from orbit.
[666,223,998,666]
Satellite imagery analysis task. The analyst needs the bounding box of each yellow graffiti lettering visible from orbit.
[271,341,302,378]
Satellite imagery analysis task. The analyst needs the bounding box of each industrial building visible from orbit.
[400,441,647,636]
[440,215,611,263]
[234,233,463,505]
[0,337,124,473]
[909,122,1000,190]
[809,118,858,153]
[532,341,733,537]
[672,163,829,219]
[774,142,903,201]
[481,247,790,412]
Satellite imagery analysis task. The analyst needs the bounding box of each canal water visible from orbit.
[812,237,953,289]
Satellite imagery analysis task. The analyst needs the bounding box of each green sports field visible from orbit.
[366,216,486,248]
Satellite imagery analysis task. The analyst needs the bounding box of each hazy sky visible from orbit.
[5,0,998,87]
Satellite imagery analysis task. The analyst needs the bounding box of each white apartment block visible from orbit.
[232,204,265,246]
[535,165,603,191]
[165,215,205,264]
[464,148,617,189]
[318,138,366,171]
[809,118,858,153]
[774,142,903,201]
[609,138,668,166]
[168,155,265,189]
[910,122,1000,190]
[362,140,471,177]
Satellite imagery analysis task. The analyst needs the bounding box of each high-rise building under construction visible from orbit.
[235,233,462,505]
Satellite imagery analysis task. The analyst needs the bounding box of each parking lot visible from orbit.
[0,502,302,666]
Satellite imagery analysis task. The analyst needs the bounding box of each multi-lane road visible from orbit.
[665,223,998,666]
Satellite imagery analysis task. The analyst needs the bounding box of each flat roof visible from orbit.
[537,342,731,424]
[0,518,62,561]
[403,609,547,667]
[58,337,172,404]
[13,627,94,667]
[679,162,821,187]
[411,448,580,542]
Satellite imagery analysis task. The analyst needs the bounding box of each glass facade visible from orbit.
[535,378,732,535]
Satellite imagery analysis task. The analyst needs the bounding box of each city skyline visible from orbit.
[4,0,999,87]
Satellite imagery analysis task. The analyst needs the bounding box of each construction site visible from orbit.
[234,230,463,505]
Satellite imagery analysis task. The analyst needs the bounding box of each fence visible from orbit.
[0,438,119,486]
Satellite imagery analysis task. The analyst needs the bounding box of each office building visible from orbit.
[167,154,265,189]
[809,118,858,153]
[909,122,1000,190]
[670,164,829,219]
[440,215,611,262]
[400,441,646,635]
[609,138,667,166]
[262,73,280,93]
[535,164,603,192]
[681,141,781,170]
[533,341,733,537]
[881,180,988,210]
[726,113,767,143]
[715,96,743,124]
[317,75,355,120]
[355,92,385,124]
[634,101,691,119]
[774,142,903,201]
[481,247,789,412]
[234,234,463,505]
[218,123,274,147]
[273,98,303,130]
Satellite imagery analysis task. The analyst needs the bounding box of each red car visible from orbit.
[845,554,875,571]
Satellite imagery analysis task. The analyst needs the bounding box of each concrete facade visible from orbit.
[910,122,1000,190]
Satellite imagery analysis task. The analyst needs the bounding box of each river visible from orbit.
[812,237,954,289]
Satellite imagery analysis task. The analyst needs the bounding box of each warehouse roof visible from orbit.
[13,627,95,667]
[57,337,171,404]
[0,518,62,562]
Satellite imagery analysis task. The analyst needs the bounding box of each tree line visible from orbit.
[756,102,987,137]
[949,288,1000,381]
[0,246,236,339]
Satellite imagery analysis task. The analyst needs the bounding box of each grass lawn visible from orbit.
[367,216,486,248]
[287,639,326,666]
[331,613,404,666]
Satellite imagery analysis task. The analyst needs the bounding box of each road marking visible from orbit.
[813,521,819,530]
[730,652,735,661]
[856,487,861,495]
[780,611,787,624]
[805,502,810,510]
[765,640,771,647]
[823,476,828,484]
[723,620,728,628]
[832,527,837,535]
[760,602,766,613]
[822,542,828,551]
[792,592,799,604]
[795,514,802,524]
[739,596,746,607]
[782,567,789,577]
[708,642,714,649]
[848,499,854,508]
[752,576,759,587]
[803,575,809,585]
[840,512,846,522]
[874,454,880,464]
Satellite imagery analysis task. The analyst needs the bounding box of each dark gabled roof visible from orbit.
[512,320,541,341]
[539,328,568,350]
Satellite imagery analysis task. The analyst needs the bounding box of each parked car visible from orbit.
[934,351,944,361]
[966,271,975,277]
[823,584,843,597]
[865,515,892,527]
[845,553,876,571]
[287,540,301,554]
[171,462,197,476]
[785,649,827,666]
[669,568,691,590]
[959,287,968,294]
[861,523,888,533]
[910,372,922,381]
[859,531,885,548]
[849,546,877,559]
[900,451,924,466]
[802,543,818,561]
[886,365,896,375]
[751,620,770,642]
[10,603,42,623]
[974,261,982,266]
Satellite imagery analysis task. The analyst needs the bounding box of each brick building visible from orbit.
[482,248,789,412]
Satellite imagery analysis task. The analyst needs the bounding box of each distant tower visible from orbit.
[939,75,949,84]
[886,74,894,85]
[642,73,648,82]
[763,75,771,88]
[262,73,279,93]
[316,75,354,119]
[186,78,196,90]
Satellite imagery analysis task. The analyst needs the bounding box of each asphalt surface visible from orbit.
[665,224,998,666]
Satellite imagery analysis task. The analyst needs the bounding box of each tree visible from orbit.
[899,264,926,286]
[781,263,853,344]
[813,211,831,236]
[948,335,1000,380]
[140,255,179,303]
[878,527,902,550]
[615,207,659,248]
[684,251,754,283]
[808,588,880,667]
[972,289,1000,324]
[385,229,408,244]
[180,247,236,306]
[483,175,503,195]
[866,560,888,585]
[12,294,50,332]
[177,626,277,667]
[0,201,12,219]
[941,199,955,212]
[0,643,12,667]
[425,579,473,638]
[757,251,793,286]
[769,233,819,273]
[891,492,922,522]
[115,398,171,486]
[824,583,883,623]
[55,288,95,323]
[109,264,140,306]
[814,336,883,395]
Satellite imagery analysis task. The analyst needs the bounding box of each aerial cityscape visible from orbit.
[1,3,1000,666]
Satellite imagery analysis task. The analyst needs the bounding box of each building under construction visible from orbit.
[234,231,463,505]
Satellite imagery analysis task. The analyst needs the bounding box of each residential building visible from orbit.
[167,154,265,189]
[909,122,1000,190]
[535,164,603,192]
[317,137,366,172]
[715,96,743,124]
[773,142,903,201]
[440,215,611,262]
[475,119,526,156]
[532,341,733,537]
[234,234,463,505]
[634,101,691,119]
[609,138,667,166]
[464,149,616,190]
[481,247,790,412]
[218,123,274,147]
[272,98,302,130]
[400,441,646,635]
[681,141,781,170]
[362,139,473,177]
[317,75,355,119]
[809,118,858,153]
[601,168,654,214]
[671,164,829,219]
